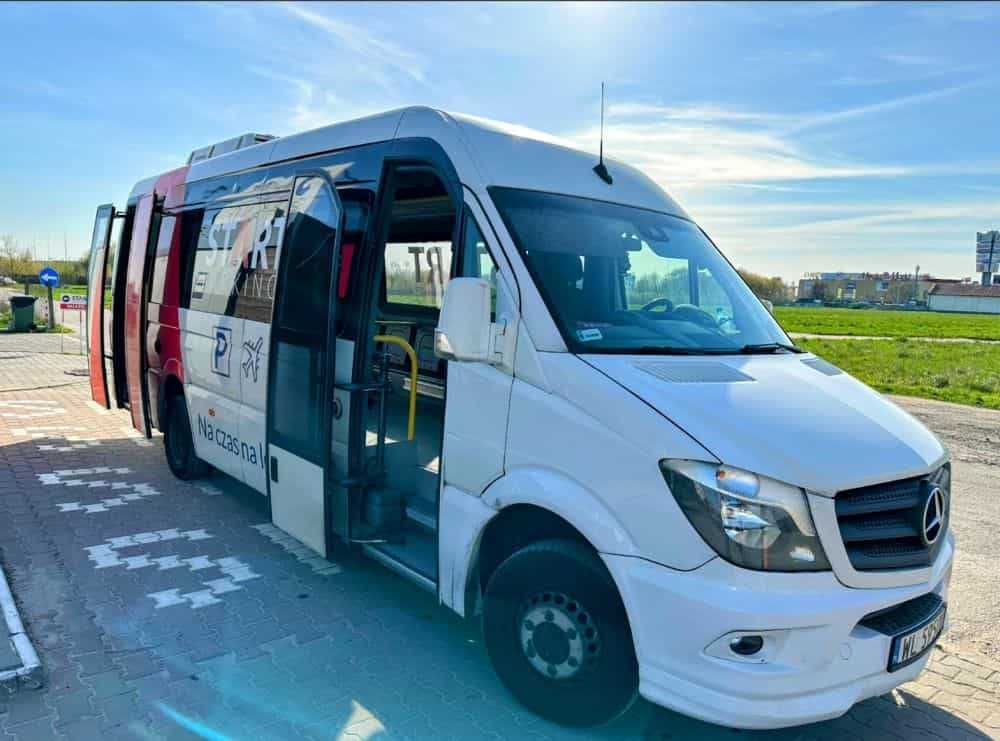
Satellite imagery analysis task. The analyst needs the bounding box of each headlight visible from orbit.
[661,459,830,572]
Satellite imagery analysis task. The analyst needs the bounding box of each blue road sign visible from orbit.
[39,266,59,288]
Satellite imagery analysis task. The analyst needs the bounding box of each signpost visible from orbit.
[38,266,59,331]
[58,294,86,311]
[976,231,999,286]
[59,294,87,355]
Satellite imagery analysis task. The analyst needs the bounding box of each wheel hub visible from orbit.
[520,591,601,680]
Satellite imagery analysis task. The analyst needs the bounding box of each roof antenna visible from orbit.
[593,82,613,185]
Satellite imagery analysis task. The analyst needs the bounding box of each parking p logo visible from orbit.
[212,326,232,377]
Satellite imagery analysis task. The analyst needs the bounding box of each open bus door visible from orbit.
[266,173,345,557]
[123,195,156,437]
[87,204,116,408]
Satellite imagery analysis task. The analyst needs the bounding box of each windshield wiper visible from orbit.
[738,342,804,355]
[629,346,730,355]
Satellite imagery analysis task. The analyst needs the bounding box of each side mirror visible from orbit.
[435,277,492,362]
[761,299,774,314]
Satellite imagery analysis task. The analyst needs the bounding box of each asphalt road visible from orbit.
[890,395,1000,660]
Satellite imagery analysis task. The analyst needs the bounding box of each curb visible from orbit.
[0,562,42,687]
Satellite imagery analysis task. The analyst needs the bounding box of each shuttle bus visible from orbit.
[87,107,953,729]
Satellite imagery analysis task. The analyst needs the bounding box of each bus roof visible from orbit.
[131,105,686,218]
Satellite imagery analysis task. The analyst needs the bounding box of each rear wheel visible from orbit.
[483,539,638,727]
[164,395,209,480]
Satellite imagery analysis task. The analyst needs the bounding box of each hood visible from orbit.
[583,353,946,496]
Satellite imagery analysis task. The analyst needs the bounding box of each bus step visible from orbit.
[405,498,437,533]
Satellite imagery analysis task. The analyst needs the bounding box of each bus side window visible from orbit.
[178,209,205,310]
[381,171,456,312]
[232,202,286,323]
[460,212,498,319]
[149,214,174,305]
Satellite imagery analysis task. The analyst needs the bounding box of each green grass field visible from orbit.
[21,284,111,307]
[0,311,73,333]
[774,306,1000,341]
[798,337,1000,410]
[26,283,87,298]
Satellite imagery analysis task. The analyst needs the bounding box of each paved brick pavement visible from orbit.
[0,349,996,740]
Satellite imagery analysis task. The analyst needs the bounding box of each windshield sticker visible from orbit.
[577,328,603,342]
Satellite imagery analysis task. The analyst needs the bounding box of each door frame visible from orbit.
[265,168,346,558]
[347,144,464,583]
[87,204,116,408]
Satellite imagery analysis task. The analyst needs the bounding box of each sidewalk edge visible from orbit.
[0,562,42,685]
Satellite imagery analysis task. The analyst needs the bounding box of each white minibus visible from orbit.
[87,106,953,729]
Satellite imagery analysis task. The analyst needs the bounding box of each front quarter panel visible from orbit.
[505,352,717,570]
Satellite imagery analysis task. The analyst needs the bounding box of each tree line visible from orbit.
[0,235,90,285]
[736,269,788,304]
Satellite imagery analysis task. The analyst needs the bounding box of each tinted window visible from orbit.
[491,187,789,354]
[460,213,498,317]
[149,214,173,305]
[185,202,286,321]
[233,202,285,322]
[269,177,340,462]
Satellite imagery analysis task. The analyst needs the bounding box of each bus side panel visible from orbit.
[124,195,155,436]
[180,308,247,483]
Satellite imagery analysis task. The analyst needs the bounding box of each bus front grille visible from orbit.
[835,465,950,572]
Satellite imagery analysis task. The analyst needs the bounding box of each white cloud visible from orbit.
[566,81,992,191]
[561,88,998,279]
[784,81,980,133]
[882,53,940,67]
[567,117,905,188]
[282,4,426,86]
[683,198,995,279]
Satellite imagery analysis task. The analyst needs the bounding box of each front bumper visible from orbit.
[602,532,954,730]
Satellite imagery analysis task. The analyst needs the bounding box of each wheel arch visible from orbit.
[459,466,641,618]
[157,373,184,433]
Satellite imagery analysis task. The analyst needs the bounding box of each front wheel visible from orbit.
[164,395,210,480]
[482,539,638,727]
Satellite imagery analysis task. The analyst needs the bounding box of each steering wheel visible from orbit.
[640,297,674,314]
[671,304,719,330]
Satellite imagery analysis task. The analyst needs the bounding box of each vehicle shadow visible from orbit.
[147,537,989,741]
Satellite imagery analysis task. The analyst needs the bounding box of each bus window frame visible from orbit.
[375,164,463,321]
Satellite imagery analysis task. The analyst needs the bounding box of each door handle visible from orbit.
[270,455,278,483]
[154,338,162,354]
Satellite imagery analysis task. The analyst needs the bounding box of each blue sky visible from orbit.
[1,1,998,280]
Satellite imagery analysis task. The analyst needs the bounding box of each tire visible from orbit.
[483,539,638,727]
[164,395,209,480]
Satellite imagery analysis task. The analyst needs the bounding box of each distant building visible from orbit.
[927,283,1000,314]
[797,272,963,304]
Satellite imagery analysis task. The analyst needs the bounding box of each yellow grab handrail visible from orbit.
[373,334,418,441]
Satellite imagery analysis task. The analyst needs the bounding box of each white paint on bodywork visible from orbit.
[438,485,496,616]
[503,352,717,570]
[584,353,946,495]
[268,443,326,556]
[179,310,269,493]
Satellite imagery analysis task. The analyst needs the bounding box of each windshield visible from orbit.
[491,187,792,354]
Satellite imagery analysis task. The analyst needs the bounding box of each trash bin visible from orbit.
[9,295,37,332]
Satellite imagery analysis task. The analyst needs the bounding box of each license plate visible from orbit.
[889,603,946,672]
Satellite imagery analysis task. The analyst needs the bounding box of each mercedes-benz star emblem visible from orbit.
[921,486,945,547]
